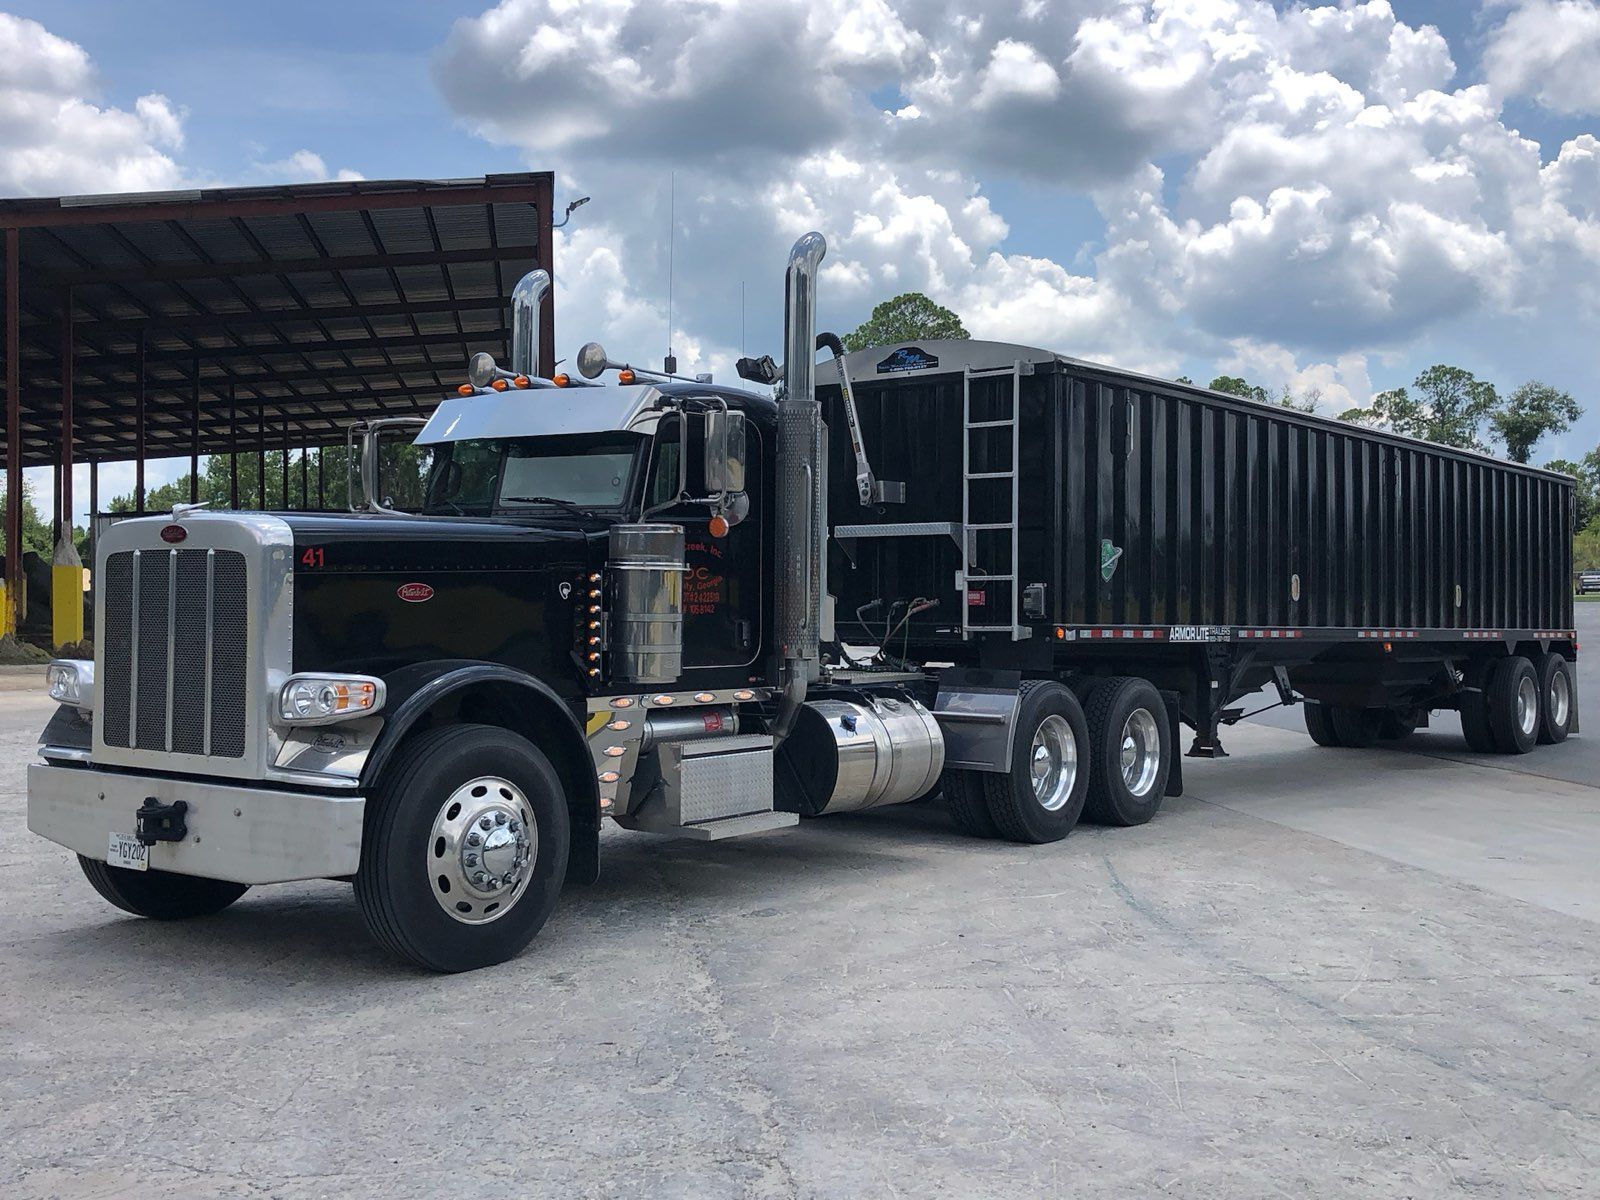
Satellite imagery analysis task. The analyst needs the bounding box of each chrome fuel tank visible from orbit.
[775,695,944,816]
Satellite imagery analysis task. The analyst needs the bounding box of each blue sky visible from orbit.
[4,0,1600,522]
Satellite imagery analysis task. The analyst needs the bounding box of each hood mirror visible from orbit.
[468,352,499,389]
[577,342,611,380]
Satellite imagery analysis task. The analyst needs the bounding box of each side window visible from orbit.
[644,417,685,511]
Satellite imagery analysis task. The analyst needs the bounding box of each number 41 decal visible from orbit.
[300,546,326,568]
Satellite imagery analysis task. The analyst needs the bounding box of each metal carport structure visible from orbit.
[0,171,556,640]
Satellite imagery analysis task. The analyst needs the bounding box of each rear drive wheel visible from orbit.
[943,769,999,838]
[1486,656,1540,755]
[1329,706,1383,748]
[1536,653,1573,745]
[1303,701,1343,747]
[356,724,569,972]
[77,857,248,920]
[981,681,1090,844]
[1081,677,1171,827]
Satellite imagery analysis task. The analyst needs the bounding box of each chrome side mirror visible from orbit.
[577,341,611,380]
[703,409,747,496]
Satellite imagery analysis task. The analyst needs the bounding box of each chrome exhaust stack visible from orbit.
[772,232,827,742]
[510,268,551,378]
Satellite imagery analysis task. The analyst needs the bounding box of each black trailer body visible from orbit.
[819,340,1577,753]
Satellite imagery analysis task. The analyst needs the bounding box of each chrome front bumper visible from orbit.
[27,762,364,885]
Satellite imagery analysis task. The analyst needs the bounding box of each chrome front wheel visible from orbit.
[427,776,537,926]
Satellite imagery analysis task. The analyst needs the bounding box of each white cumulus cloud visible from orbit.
[1484,0,1600,116]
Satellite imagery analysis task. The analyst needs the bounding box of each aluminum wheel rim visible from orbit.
[427,776,536,926]
[1120,708,1162,798]
[1029,714,1079,812]
[1548,669,1570,728]
[1516,675,1539,738]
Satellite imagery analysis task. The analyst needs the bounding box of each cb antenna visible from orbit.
[664,173,677,376]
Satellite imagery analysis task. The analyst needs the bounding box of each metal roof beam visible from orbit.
[48,244,539,287]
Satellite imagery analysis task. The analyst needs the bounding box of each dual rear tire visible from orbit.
[1462,653,1572,754]
[944,676,1170,843]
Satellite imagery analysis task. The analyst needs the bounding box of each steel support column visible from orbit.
[257,398,266,510]
[229,383,238,510]
[189,354,200,503]
[280,426,289,510]
[4,227,20,635]
[135,327,146,511]
[60,290,73,541]
[537,175,556,378]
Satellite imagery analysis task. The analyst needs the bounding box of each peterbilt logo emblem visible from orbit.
[160,525,187,543]
[558,582,573,600]
[397,582,434,603]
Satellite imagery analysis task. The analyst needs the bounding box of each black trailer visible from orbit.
[818,339,1577,767]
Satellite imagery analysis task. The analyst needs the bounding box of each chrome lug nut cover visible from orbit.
[428,777,539,926]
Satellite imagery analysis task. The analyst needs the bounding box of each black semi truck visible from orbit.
[28,233,1578,971]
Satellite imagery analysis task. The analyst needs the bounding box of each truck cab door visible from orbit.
[641,412,763,671]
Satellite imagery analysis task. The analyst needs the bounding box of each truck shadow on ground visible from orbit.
[35,798,1059,984]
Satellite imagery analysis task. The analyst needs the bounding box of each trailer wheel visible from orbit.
[1458,661,1498,752]
[1303,701,1343,747]
[77,857,248,920]
[1485,656,1540,755]
[1535,653,1573,745]
[1329,706,1383,748]
[356,723,569,972]
[1081,677,1171,827]
[980,681,1090,844]
[943,769,999,838]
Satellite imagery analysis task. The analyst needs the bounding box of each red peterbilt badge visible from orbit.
[160,525,187,543]
[397,582,434,603]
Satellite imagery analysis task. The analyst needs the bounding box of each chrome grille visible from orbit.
[101,547,249,758]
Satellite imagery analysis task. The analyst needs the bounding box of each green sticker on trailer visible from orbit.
[1101,539,1124,583]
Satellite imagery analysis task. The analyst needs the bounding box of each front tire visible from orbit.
[981,681,1090,844]
[1081,677,1171,827]
[356,724,570,972]
[77,857,248,920]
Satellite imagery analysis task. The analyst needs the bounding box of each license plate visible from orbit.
[107,832,149,872]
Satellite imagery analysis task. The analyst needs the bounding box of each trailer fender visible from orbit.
[363,661,601,886]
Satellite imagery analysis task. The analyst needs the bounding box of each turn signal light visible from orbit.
[708,515,730,538]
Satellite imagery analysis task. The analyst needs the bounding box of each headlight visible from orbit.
[47,659,94,710]
[277,674,385,725]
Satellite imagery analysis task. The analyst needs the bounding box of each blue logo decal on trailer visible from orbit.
[876,346,939,374]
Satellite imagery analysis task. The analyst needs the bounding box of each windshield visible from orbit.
[422,434,643,516]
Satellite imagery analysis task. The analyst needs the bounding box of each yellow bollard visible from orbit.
[52,536,85,649]
[0,579,9,637]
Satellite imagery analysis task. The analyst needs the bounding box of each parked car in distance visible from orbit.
[1579,570,1600,595]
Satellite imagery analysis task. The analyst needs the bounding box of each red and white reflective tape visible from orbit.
[1355,630,1420,640]
[1462,630,1504,640]
[1534,630,1577,640]
[1238,629,1304,639]
[1068,626,1168,640]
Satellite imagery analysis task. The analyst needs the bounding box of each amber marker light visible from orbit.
[513,375,531,388]
[457,384,474,396]
[491,378,509,391]
[708,514,730,538]
[618,369,636,384]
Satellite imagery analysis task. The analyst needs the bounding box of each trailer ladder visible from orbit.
[962,361,1030,640]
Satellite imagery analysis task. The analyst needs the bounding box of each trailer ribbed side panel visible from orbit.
[820,357,1574,644]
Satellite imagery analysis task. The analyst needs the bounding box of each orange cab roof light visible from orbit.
[457,384,475,396]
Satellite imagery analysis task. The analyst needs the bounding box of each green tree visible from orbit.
[843,292,969,352]
[1544,458,1596,531]
[1490,381,1581,463]
[105,442,429,514]
[1209,375,1318,413]
[0,479,56,558]
[1340,364,1499,450]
